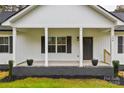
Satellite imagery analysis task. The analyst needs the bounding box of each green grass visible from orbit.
[0,71,123,88]
[0,77,123,88]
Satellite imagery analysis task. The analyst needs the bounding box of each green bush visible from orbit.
[8,60,13,77]
[112,60,120,77]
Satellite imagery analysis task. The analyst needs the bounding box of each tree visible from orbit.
[114,5,124,12]
[0,5,26,12]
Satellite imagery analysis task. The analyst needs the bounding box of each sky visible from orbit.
[102,5,116,11]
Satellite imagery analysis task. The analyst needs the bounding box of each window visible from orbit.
[0,37,9,53]
[57,37,67,53]
[48,37,67,53]
[41,36,71,53]
[48,37,56,53]
[118,36,124,53]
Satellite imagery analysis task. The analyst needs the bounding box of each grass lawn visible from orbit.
[0,72,123,88]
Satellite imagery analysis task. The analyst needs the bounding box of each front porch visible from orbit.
[2,5,122,68]
[13,27,113,67]
[17,60,110,67]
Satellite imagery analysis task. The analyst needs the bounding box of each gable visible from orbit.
[2,6,118,28]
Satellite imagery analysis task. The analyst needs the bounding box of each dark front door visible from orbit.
[83,37,93,60]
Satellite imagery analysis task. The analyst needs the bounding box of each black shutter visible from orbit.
[67,36,72,53]
[118,36,123,53]
[9,36,13,53]
[41,36,45,53]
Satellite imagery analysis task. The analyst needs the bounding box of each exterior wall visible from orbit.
[84,29,110,62]
[0,31,13,64]
[113,32,124,64]
[16,28,80,65]
[12,6,114,28]
[16,28,44,63]
[16,28,110,66]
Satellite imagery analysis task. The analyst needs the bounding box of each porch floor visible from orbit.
[17,60,110,67]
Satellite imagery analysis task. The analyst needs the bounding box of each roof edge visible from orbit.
[97,5,124,22]
[1,5,29,25]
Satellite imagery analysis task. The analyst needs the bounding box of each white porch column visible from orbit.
[79,27,83,67]
[45,27,48,67]
[110,27,115,66]
[12,27,16,64]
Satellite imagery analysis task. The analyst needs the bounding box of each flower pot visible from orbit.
[92,59,98,66]
[27,59,33,66]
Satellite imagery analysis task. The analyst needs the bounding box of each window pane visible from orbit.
[57,45,66,53]
[118,45,123,53]
[0,37,8,44]
[0,45,8,52]
[48,37,55,44]
[0,37,3,44]
[57,37,66,44]
[48,45,56,53]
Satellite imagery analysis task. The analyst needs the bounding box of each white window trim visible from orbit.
[48,37,56,53]
[0,36,10,53]
[48,36,67,53]
[117,35,124,54]
[57,37,67,53]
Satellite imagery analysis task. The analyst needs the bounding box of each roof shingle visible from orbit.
[112,12,124,31]
[0,11,16,31]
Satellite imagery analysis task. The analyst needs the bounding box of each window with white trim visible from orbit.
[0,37,9,53]
[48,37,67,53]
[48,37,56,53]
[57,37,67,53]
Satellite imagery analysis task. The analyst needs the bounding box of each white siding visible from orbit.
[16,28,110,66]
[84,29,110,61]
[12,6,114,28]
[0,32,13,64]
[16,28,79,63]
[0,28,111,65]
[113,32,124,64]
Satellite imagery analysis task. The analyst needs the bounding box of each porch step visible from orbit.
[12,67,114,77]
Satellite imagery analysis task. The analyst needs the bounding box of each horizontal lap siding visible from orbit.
[114,32,124,64]
[0,32,12,64]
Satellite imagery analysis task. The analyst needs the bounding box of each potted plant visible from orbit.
[92,59,98,66]
[27,59,33,66]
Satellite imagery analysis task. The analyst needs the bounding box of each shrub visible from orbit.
[8,60,13,77]
[27,59,33,66]
[112,60,120,77]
